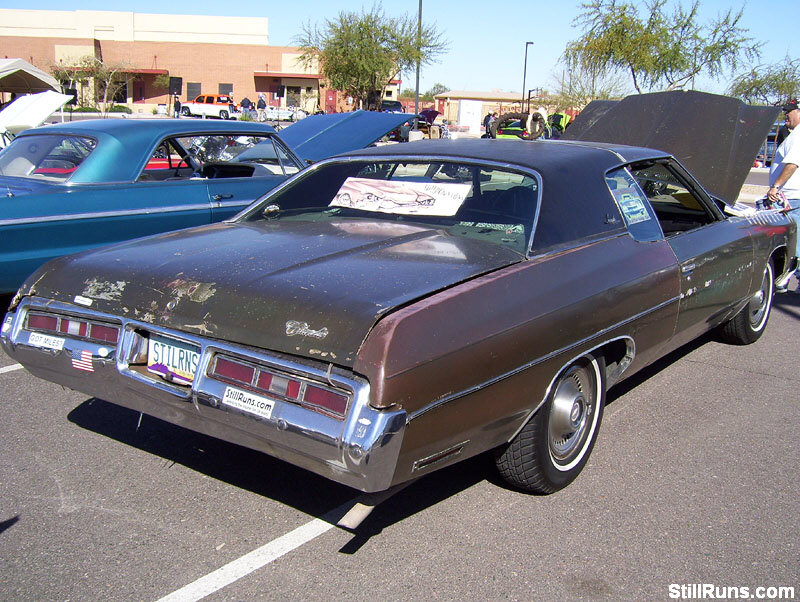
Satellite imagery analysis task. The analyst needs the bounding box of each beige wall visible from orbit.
[0,9,323,113]
[0,9,269,45]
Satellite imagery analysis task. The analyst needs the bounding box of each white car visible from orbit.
[262,105,307,122]
[181,94,236,119]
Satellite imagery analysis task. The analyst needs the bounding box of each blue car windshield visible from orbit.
[0,134,97,181]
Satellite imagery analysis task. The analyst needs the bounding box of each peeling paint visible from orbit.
[164,278,217,303]
[184,322,215,336]
[83,278,127,301]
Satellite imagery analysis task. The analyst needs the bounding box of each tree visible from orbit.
[426,83,449,97]
[728,57,800,105]
[550,62,628,109]
[564,0,761,93]
[51,56,133,113]
[296,5,447,108]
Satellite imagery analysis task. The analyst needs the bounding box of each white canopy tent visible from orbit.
[0,58,61,94]
[0,90,73,148]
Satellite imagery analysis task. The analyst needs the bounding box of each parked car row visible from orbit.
[0,111,411,294]
[179,95,307,122]
[1,92,794,508]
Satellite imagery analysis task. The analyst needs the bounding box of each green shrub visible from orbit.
[108,105,133,113]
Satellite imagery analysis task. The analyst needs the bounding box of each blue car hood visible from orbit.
[279,110,411,163]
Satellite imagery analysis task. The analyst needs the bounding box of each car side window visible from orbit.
[628,161,718,236]
[138,138,196,182]
[605,167,663,242]
[205,97,215,104]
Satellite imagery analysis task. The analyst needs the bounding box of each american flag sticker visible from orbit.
[71,349,94,372]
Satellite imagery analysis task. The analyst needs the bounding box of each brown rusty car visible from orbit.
[2,110,796,500]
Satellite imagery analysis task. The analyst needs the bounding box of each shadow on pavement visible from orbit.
[67,398,491,551]
[773,291,800,322]
[65,332,722,551]
[0,515,20,536]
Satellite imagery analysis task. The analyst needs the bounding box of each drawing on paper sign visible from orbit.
[330,177,470,216]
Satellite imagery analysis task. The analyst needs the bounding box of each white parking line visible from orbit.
[0,364,23,374]
[156,501,352,602]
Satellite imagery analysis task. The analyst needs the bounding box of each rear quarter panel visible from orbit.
[355,233,681,486]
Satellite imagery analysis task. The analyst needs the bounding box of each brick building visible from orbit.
[0,9,398,114]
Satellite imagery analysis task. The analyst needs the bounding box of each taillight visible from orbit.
[256,372,300,400]
[59,318,88,337]
[213,356,255,385]
[26,312,118,344]
[210,353,350,418]
[303,384,348,416]
[27,314,58,331]
[89,323,119,344]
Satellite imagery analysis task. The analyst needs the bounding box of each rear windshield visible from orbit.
[241,159,540,255]
[0,134,96,181]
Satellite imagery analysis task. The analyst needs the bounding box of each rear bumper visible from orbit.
[1,297,406,493]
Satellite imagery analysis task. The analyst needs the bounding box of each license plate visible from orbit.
[222,386,275,420]
[28,332,65,351]
[147,334,200,385]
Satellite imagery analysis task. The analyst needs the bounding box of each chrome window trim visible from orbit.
[234,154,544,253]
[407,296,680,423]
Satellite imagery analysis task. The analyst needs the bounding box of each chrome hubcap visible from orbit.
[748,266,772,329]
[549,363,597,465]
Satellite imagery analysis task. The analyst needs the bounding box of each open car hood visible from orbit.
[563,91,779,204]
[0,90,73,137]
[278,110,412,163]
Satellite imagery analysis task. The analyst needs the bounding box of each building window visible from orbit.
[385,90,393,97]
[187,82,201,101]
[219,83,233,95]
[306,87,312,93]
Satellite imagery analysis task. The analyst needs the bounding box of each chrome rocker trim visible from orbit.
[1,297,406,493]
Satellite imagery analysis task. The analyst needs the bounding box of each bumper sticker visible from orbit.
[222,386,275,420]
[28,332,65,351]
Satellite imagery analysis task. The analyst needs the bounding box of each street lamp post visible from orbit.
[414,0,422,130]
[521,41,533,112]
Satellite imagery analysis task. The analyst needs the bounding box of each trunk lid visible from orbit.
[28,219,523,365]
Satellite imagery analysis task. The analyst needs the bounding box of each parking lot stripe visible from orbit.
[156,501,353,602]
[0,364,23,374]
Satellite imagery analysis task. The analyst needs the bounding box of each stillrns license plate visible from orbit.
[147,334,200,385]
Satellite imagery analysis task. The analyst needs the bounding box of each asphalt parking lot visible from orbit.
[1,294,798,601]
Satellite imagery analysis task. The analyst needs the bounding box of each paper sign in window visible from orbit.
[330,177,470,216]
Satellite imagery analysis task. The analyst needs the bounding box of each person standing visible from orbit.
[768,99,800,289]
[173,96,181,118]
[256,94,267,121]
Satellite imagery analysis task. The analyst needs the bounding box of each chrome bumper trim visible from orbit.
[1,297,406,493]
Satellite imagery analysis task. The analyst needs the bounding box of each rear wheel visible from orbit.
[718,260,774,345]
[495,354,605,493]
[219,110,229,120]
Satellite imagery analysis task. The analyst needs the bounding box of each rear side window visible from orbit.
[0,134,96,181]
[605,167,663,242]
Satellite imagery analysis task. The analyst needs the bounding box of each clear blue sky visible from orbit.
[6,0,798,97]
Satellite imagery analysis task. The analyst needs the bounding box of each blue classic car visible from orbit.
[0,112,409,293]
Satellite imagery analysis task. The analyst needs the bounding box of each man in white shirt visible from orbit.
[768,99,800,289]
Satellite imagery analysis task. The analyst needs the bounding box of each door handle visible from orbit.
[212,193,233,201]
[681,263,696,274]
